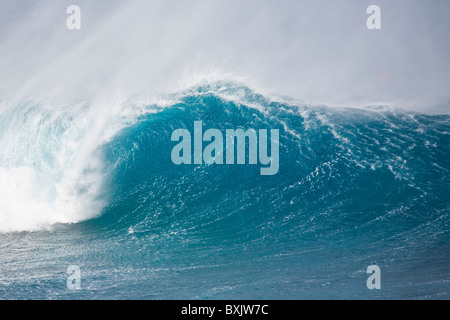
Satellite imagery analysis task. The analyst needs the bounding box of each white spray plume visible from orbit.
[0,0,449,113]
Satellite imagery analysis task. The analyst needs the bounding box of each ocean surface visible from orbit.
[0,82,449,299]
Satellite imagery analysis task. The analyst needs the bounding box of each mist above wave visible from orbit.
[1,0,449,113]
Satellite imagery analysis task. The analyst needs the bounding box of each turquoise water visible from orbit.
[0,83,449,299]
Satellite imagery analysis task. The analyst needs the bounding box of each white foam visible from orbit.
[0,97,161,233]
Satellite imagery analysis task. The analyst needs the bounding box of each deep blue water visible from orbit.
[0,83,449,299]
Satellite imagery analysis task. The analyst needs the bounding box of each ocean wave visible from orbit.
[0,82,448,237]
